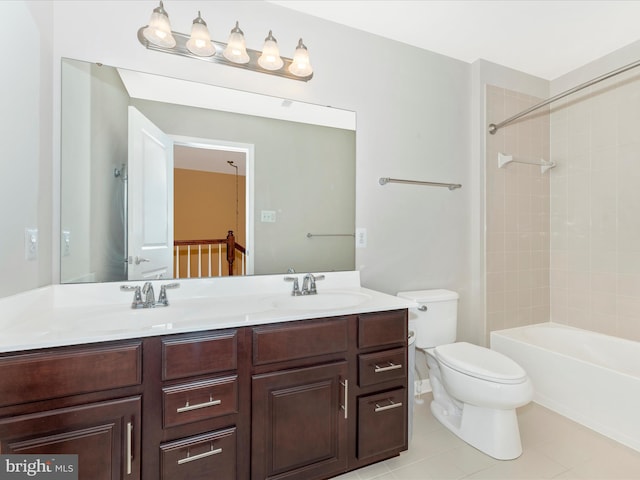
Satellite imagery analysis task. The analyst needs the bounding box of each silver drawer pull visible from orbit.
[340,379,348,420]
[177,396,221,413]
[375,399,403,413]
[177,447,222,465]
[374,362,403,373]
[126,421,133,475]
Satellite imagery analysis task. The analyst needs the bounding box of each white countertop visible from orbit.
[0,271,413,353]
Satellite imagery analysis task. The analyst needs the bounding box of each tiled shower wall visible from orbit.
[549,70,640,341]
[485,85,550,341]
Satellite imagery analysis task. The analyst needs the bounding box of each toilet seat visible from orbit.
[435,342,527,384]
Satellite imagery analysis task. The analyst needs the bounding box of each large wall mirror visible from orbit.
[60,58,356,284]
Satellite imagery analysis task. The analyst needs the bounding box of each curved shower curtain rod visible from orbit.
[488,57,640,135]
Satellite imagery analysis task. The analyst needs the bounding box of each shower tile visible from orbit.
[616,295,640,318]
[590,272,617,293]
[617,273,640,296]
[487,290,505,314]
[486,232,505,253]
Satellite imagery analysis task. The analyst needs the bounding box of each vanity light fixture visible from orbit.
[138,1,313,82]
[223,21,250,64]
[142,0,176,48]
[186,11,215,57]
[258,31,284,71]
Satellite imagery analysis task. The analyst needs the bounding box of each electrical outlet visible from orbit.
[62,230,71,256]
[355,227,367,248]
[25,228,38,260]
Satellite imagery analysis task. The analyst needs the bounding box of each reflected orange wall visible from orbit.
[174,168,246,277]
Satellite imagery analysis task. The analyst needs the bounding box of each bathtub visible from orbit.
[491,322,640,452]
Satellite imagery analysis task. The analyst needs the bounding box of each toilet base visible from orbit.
[430,400,523,460]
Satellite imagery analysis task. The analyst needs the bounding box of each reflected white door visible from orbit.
[127,106,174,280]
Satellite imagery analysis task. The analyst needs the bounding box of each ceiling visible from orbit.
[268,0,640,80]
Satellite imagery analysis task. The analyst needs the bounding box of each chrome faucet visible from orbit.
[301,273,325,295]
[142,282,155,307]
[121,282,180,308]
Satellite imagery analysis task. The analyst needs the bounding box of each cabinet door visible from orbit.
[0,396,141,480]
[357,388,407,461]
[252,362,348,480]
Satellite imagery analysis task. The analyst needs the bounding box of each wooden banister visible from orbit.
[174,230,245,277]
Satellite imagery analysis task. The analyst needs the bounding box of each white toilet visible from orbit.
[397,289,533,460]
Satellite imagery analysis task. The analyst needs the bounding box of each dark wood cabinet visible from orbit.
[357,388,407,460]
[0,395,141,480]
[0,341,144,480]
[158,329,244,480]
[352,310,408,469]
[252,361,348,480]
[0,308,407,480]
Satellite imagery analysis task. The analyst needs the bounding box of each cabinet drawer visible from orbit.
[160,428,236,480]
[357,388,407,460]
[358,348,407,387]
[163,376,238,428]
[358,310,407,349]
[162,330,237,381]
[253,317,348,365]
[0,341,142,407]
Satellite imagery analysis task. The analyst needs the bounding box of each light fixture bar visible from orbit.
[137,27,313,82]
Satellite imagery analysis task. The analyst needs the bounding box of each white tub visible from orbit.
[491,322,640,452]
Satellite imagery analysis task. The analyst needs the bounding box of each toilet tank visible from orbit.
[397,289,459,349]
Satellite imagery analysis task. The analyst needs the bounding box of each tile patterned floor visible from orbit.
[333,394,640,479]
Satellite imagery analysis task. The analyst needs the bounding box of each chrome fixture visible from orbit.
[138,1,313,82]
[284,275,301,296]
[121,281,180,308]
[488,56,640,134]
[498,152,555,174]
[379,177,462,191]
[157,282,180,306]
[142,282,155,307]
[301,273,325,295]
[121,284,144,309]
[306,232,355,238]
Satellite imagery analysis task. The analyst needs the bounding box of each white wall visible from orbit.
[50,1,475,330]
[0,1,53,297]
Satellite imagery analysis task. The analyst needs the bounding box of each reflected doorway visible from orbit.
[172,137,254,278]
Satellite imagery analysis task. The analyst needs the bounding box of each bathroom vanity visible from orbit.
[0,272,411,480]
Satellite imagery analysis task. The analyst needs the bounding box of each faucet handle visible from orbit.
[309,274,325,294]
[121,285,144,309]
[284,276,301,296]
[157,282,180,306]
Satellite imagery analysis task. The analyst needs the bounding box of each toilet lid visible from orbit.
[434,342,527,384]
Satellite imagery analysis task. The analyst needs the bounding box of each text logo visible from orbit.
[0,455,77,480]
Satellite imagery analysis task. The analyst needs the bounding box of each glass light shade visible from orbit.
[223,21,250,64]
[258,31,284,71]
[289,38,313,77]
[142,1,176,48]
[186,12,215,57]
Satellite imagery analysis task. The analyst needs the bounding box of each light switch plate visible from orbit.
[261,210,277,223]
[355,227,367,248]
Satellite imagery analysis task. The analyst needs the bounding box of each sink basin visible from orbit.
[271,292,371,311]
[65,296,274,332]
